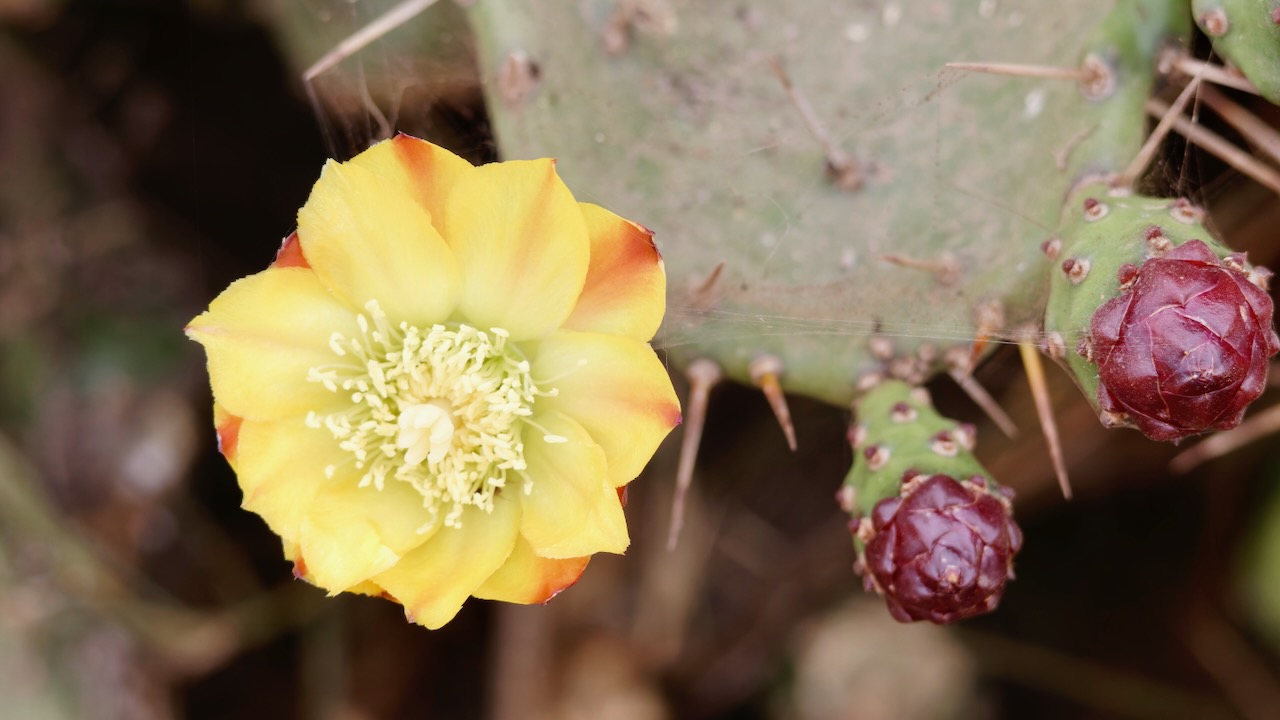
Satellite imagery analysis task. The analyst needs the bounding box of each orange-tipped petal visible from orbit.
[442,159,589,340]
[519,411,628,558]
[346,133,472,238]
[297,478,439,594]
[186,267,358,421]
[563,203,665,341]
[271,232,309,269]
[236,416,348,546]
[474,536,590,604]
[297,158,460,326]
[213,404,242,468]
[373,494,521,629]
[533,331,681,487]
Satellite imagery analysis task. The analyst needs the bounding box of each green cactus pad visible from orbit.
[841,380,992,535]
[1192,0,1280,104]
[467,0,1189,407]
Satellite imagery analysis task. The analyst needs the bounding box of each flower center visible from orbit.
[396,399,455,466]
[306,300,557,530]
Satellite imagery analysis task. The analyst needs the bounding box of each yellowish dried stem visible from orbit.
[1146,98,1280,197]
[1169,403,1280,473]
[668,359,722,550]
[303,0,441,82]
[749,355,798,451]
[1019,340,1072,500]
[945,61,1089,81]
[771,57,861,189]
[1197,85,1280,167]
[878,252,959,285]
[1115,74,1203,189]
[1163,52,1259,95]
[949,369,1020,439]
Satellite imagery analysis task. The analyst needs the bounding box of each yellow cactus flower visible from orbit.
[187,134,680,628]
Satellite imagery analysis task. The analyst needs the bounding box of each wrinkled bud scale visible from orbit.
[1044,186,1279,441]
[841,380,1022,624]
[1092,240,1280,441]
[863,474,1021,624]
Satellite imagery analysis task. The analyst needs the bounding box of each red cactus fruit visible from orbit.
[1090,240,1280,442]
[861,474,1021,624]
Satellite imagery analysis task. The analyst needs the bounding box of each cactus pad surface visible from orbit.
[466,0,1185,406]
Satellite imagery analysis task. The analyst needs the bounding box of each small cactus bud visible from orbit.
[1078,52,1116,100]
[1250,266,1274,291]
[1169,198,1205,224]
[1062,257,1090,284]
[1090,240,1280,441]
[929,430,959,457]
[848,423,868,449]
[1076,336,1093,361]
[869,336,894,360]
[1082,197,1108,221]
[1041,331,1066,359]
[1144,225,1171,256]
[864,443,891,470]
[860,474,1022,624]
[1116,263,1139,289]
[836,485,857,513]
[1198,8,1230,37]
[890,401,917,423]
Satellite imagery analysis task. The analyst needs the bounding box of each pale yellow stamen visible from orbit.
[307,300,548,531]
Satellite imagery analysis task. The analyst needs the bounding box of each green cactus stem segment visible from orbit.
[1192,0,1280,103]
[1043,182,1280,440]
[841,380,992,535]
[841,380,1019,624]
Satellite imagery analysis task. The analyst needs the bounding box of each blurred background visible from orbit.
[2,1,1280,718]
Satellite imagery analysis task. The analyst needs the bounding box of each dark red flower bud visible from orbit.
[1090,240,1280,442]
[861,474,1021,624]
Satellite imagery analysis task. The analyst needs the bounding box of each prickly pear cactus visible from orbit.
[466,0,1187,405]
[1043,185,1280,441]
[841,380,1020,623]
[1192,0,1280,102]
[457,0,1280,622]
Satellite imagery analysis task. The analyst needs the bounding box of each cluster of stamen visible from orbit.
[306,301,556,531]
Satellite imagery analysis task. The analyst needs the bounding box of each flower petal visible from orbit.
[373,494,521,629]
[443,158,589,340]
[519,410,628,558]
[297,158,460,326]
[563,203,665,341]
[473,536,590,604]
[533,330,681,487]
[271,232,309,269]
[298,478,438,594]
[345,134,472,238]
[285,542,387,597]
[213,404,242,468]
[236,416,346,546]
[186,267,358,421]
